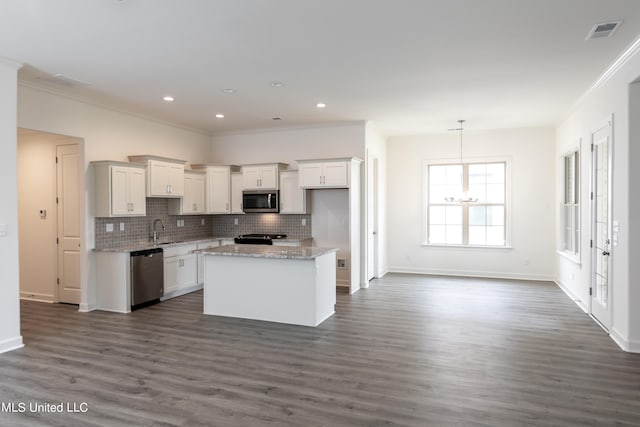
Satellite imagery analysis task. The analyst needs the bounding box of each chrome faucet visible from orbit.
[152,219,165,243]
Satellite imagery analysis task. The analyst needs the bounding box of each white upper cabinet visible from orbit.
[298,159,349,188]
[128,155,185,198]
[168,170,205,215]
[192,164,240,214]
[230,172,244,214]
[242,163,287,190]
[279,170,309,214]
[93,161,146,217]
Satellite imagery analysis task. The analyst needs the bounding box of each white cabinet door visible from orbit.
[259,166,278,189]
[242,166,261,190]
[168,163,185,196]
[299,161,349,188]
[178,173,205,214]
[149,160,170,196]
[110,166,131,216]
[207,167,231,214]
[242,165,279,190]
[148,160,184,197]
[128,168,147,215]
[322,161,348,187]
[231,173,244,214]
[178,254,198,290]
[280,171,307,214]
[110,165,146,216]
[164,256,180,295]
[298,163,323,187]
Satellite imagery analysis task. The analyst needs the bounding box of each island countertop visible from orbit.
[199,244,337,260]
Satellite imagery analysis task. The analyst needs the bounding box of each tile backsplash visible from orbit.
[211,214,312,239]
[94,199,312,248]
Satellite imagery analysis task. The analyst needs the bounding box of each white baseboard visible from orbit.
[609,328,640,353]
[554,279,588,313]
[161,284,203,301]
[360,281,369,289]
[387,266,554,282]
[79,303,98,312]
[20,292,54,303]
[0,336,24,354]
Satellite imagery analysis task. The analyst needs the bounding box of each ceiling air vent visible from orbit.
[586,20,622,40]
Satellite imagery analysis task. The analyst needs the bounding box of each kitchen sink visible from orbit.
[155,240,185,246]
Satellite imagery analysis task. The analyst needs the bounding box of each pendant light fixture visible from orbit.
[444,119,478,203]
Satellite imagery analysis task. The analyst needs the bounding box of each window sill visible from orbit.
[421,243,513,250]
[557,250,581,266]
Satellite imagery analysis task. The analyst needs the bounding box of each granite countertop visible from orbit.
[93,236,235,253]
[199,244,337,260]
[93,237,314,253]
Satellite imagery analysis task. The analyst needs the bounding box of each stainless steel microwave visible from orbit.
[242,190,279,213]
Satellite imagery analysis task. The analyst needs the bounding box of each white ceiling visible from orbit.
[2,0,640,137]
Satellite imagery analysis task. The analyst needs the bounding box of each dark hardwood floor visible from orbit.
[2,274,640,426]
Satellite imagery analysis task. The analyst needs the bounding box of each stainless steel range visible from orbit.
[234,233,287,245]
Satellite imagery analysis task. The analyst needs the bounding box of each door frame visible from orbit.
[589,116,614,330]
[366,152,379,282]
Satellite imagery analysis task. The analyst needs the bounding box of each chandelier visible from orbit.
[444,119,478,203]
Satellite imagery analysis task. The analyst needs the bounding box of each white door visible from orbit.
[56,144,81,304]
[366,155,378,281]
[590,121,612,329]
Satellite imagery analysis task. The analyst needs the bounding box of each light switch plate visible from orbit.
[234,218,238,225]
[106,223,114,232]
[120,223,125,231]
[302,218,307,226]
[201,218,205,226]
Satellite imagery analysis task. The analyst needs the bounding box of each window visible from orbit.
[426,162,506,246]
[563,151,580,255]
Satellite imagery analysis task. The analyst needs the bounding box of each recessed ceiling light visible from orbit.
[221,88,236,94]
[316,103,327,108]
[270,81,284,88]
[163,96,174,102]
[215,114,224,118]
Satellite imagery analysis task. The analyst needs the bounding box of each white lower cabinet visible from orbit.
[197,240,221,285]
[163,244,198,299]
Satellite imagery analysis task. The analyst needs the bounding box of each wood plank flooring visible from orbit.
[2,274,640,426]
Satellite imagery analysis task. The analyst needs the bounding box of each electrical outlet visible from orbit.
[201,218,205,226]
[337,259,347,269]
[177,219,181,227]
[106,223,114,232]
[119,223,125,231]
[234,218,239,225]
[302,218,307,226]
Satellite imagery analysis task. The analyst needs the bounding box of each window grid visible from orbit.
[427,162,506,247]
[563,151,580,255]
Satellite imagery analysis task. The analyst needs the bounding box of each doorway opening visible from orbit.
[17,128,84,305]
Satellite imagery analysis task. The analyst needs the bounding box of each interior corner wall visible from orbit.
[0,59,23,353]
[387,127,556,281]
[556,43,640,352]
[17,83,213,312]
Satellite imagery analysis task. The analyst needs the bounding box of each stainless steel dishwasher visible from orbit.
[130,247,164,309]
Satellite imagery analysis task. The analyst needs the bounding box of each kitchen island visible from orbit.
[200,244,337,327]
